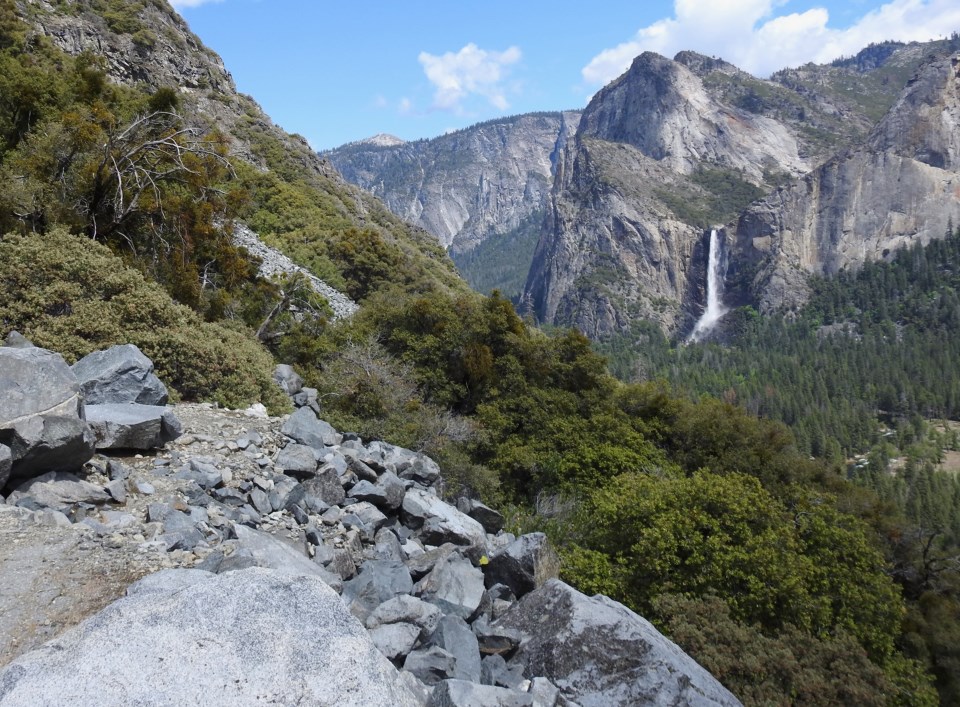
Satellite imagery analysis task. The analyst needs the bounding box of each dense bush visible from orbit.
[0,229,289,413]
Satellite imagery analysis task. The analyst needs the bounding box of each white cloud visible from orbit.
[583,0,960,85]
[170,0,225,8]
[418,43,522,113]
[398,97,414,115]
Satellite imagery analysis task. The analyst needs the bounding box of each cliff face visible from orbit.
[326,112,581,255]
[523,52,809,336]
[732,53,960,313]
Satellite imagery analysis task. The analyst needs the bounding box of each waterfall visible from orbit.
[688,229,727,343]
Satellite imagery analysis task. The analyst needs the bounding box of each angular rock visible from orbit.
[329,548,358,581]
[494,579,743,706]
[341,560,414,622]
[6,471,111,512]
[84,403,182,450]
[429,615,482,683]
[0,443,11,489]
[301,466,346,506]
[373,527,405,562]
[416,553,485,621]
[406,543,460,580]
[351,470,406,510]
[457,497,505,534]
[472,615,521,656]
[402,489,487,560]
[404,645,457,686]
[528,677,561,707]
[484,533,559,599]
[230,524,339,590]
[0,415,95,484]
[369,622,422,661]
[481,654,526,689]
[281,406,341,449]
[348,501,388,536]
[71,344,168,405]
[429,678,533,706]
[348,456,380,482]
[104,478,127,504]
[0,568,421,706]
[273,363,304,396]
[398,455,442,486]
[366,594,443,637]
[3,330,33,348]
[173,459,223,490]
[274,442,318,479]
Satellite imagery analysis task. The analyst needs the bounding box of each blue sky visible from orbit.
[171,0,960,150]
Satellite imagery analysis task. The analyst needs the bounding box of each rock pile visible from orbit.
[0,341,741,706]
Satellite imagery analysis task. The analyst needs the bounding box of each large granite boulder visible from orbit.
[83,403,182,450]
[0,346,95,483]
[71,344,168,405]
[0,567,422,706]
[495,579,742,707]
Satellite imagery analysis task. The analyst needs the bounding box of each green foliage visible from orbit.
[654,165,765,228]
[654,594,936,707]
[563,470,903,660]
[450,210,543,300]
[0,229,288,413]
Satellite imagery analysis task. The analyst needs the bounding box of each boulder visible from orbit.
[457,497,505,534]
[301,466,346,506]
[428,679,533,707]
[273,363,304,396]
[274,442,318,479]
[494,580,743,707]
[402,489,487,560]
[430,615,482,683]
[71,344,168,405]
[480,655,526,689]
[341,560,414,623]
[229,523,340,590]
[484,533,559,599]
[84,403,182,450]
[350,470,406,510]
[0,444,12,489]
[3,331,33,348]
[0,568,421,706]
[416,553,485,620]
[404,645,458,686]
[366,594,443,638]
[0,346,94,482]
[281,406,341,449]
[6,471,112,513]
[369,622,422,661]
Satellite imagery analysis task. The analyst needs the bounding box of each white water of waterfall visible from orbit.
[688,229,727,343]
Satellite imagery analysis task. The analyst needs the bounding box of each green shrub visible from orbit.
[0,228,289,413]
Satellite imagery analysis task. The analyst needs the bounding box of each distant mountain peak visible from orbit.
[357,133,406,148]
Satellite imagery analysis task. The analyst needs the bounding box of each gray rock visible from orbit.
[249,487,273,516]
[472,615,521,656]
[274,442,318,479]
[104,478,127,504]
[481,654,526,689]
[160,510,205,551]
[341,560,414,622]
[329,548,357,580]
[398,456,442,486]
[84,403,182,450]
[0,346,94,481]
[230,524,340,590]
[495,579,743,706]
[370,621,422,661]
[348,457,380,482]
[3,331,33,348]
[457,497,505,534]
[107,459,131,480]
[0,568,421,706]
[0,444,11,489]
[402,489,487,560]
[416,553,485,620]
[174,459,223,489]
[528,677,561,707]
[281,406,341,449]
[349,501,388,537]
[406,543,460,579]
[71,344,168,405]
[430,615,481,683]
[374,527,405,561]
[404,645,458,686]
[273,363,304,396]
[484,533,559,599]
[352,470,406,510]
[301,466,346,506]
[366,595,443,637]
[429,679,533,707]
[6,471,111,512]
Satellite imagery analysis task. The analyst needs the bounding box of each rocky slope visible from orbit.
[326,112,580,256]
[730,52,960,313]
[0,336,742,706]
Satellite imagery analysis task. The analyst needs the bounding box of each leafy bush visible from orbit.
[0,228,289,413]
